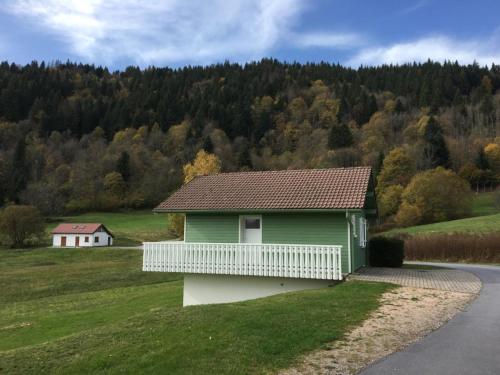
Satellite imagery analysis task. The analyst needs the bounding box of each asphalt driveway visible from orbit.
[360,262,500,375]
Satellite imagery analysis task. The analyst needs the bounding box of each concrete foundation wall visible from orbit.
[183,274,335,306]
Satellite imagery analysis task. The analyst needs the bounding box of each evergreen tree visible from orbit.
[238,146,252,168]
[328,123,353,149]
[374,151,385,176]
[202,136,214,153]
[9,139,29,202]
[394,99,404,113]
[422,116,450,169]
[475,148,490,170]
[116,151,131,182]
[337,97,349,121]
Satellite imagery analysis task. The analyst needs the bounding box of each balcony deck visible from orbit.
[143,242,343,280]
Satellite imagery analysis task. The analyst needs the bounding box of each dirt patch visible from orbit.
[281,286,475,375]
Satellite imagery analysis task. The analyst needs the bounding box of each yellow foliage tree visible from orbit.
[360,111,392,165]
[377,147,416,190]
[168,150,222,239]
[183,150,222,184]
[103,172,126,197]
[484,143,500,174]
[378,184,404,218]
[166,121,190,152]
[394,201,422,227]
[396,167,472,226]
[287,97,308,123]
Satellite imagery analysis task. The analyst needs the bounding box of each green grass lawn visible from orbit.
[0,247,392,374]
[471,191,498,216]
[383,212,500,237]
[0,247,179,303]
[49,210,172,245]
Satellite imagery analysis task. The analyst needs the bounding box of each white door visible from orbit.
[240,216,262,243]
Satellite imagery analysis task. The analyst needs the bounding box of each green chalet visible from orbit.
[143,167,377,306]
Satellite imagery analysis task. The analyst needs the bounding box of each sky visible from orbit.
[1,0,499,70]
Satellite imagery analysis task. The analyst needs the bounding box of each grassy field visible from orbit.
[471,191,498,216]
[383,212,500,237]
[49,210,172,245]
[0,247,392,374]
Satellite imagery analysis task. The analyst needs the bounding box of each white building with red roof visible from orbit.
[51,223,114,247]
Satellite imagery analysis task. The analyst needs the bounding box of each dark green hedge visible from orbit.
[369,237,404,267]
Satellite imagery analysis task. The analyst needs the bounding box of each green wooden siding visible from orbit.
[185,213,239,243]
[185,212,352,273]
[262,213,350,272]
[182,183,375,274]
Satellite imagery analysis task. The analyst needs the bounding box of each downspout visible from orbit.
[183,214,187,242]
[346,210,352,273]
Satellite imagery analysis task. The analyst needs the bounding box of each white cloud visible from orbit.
[6,0,305,65]
[398,0,427,15]
[293,31,365,49]
[8,1,497,68]
[347,34,500,67]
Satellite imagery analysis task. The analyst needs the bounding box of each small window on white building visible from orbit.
[359,218,367,247]
[95,236,99,243]
[85,236,89,243]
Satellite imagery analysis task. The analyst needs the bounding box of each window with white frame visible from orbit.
[359,218,367,247]
[351,215,357,237]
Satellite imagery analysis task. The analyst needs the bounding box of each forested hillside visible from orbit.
[1,59,500,221]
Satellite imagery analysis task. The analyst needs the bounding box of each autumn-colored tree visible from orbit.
[378,184,404,218]
[376,146,416,219]
[0,205,45,247]
[167,213,185,239]
[377,147,416,190]
[104,172,126,197]
[167,150,223,239]
[395,167,472,226]
[484,143,500,174]
[394,201,422,227]
[459,163,485,192]
[2,61,500,217]
[287,97,308,124]
[360,111,393,165]
[183,150,222,184]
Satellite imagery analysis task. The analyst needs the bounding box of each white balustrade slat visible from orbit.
[142,242,343,280]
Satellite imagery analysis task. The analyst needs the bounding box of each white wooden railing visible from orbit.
[143,242,343,280]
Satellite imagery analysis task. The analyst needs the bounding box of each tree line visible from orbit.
[0,59,499,224]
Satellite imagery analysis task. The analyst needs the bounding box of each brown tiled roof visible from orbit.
[156,167,372,212]
[52,223,113,236]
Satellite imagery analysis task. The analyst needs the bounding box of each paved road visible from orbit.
[360,262,500,375]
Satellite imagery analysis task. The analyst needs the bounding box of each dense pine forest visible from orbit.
[1,59,500,223]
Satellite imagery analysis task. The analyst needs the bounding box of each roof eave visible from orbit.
[153,207,365,214]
